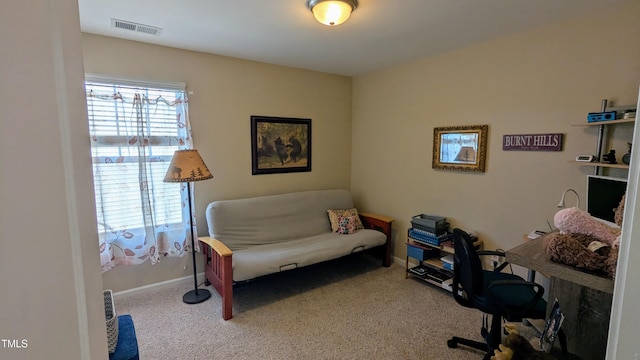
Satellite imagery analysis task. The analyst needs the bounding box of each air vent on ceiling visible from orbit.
[111,19,162,36]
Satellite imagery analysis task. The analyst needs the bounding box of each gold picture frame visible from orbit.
[432,125,488,172]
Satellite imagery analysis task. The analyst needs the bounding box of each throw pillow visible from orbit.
[337,216,357,234]
[327,208,364,232]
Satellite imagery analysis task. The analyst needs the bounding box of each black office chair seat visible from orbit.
[447,228,547,360]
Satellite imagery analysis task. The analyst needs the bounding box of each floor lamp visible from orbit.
[164,149,213,304]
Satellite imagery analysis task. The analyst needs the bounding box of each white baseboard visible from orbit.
[392,255,404,267]
[112,272,206,301]
[115,256,403,301]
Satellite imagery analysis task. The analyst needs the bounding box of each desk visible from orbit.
[506,236,614,360]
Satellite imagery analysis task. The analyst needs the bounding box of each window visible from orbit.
[86,77,193,271]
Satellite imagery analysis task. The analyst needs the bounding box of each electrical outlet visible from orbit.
[183,265,187,270]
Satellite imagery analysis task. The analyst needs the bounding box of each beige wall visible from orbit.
[351,2,640,278]
[1,1,107,359]
[3,1,639,358]
[82,34,354,291]
[89,2,640,292]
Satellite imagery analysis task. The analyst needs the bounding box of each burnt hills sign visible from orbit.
[502,133,563,151]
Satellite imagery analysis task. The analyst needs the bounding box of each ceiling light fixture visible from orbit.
[307,0,358,26]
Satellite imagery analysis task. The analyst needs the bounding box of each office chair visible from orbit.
[447,228,547,360]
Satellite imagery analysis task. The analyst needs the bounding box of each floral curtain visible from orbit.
[86,83,194,272]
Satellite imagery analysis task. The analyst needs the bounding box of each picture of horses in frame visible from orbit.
[251,115,311,175]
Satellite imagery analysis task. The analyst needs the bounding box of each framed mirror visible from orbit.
[432,125,488,172]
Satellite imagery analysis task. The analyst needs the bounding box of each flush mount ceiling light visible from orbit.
[307,0,358,26]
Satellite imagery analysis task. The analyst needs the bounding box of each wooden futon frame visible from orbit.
[198,213,394,320]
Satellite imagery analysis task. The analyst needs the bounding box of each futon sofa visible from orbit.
[199,189,393,320]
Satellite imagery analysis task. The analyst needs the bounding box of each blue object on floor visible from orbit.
[109,314,139,360]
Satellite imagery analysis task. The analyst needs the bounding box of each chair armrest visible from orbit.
[199,236,232,257]
[477,249,509,272]
[488,279,544,293]
[476,250,505,258]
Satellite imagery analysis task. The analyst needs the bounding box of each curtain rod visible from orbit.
[85,73,186,91]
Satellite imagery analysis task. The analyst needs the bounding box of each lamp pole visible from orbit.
[183,182,211,304]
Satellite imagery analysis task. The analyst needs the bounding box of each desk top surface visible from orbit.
[505,236,614,294]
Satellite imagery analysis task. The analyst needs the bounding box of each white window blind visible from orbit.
[86,81,186,234]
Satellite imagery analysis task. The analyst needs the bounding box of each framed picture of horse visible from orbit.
[250,115,312,175]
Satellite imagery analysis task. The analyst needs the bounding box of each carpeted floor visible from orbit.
[115,254,487,359]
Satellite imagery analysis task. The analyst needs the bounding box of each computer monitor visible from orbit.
[586,175,627,225]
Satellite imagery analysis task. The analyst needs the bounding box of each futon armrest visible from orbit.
[199,236,232,257]
[359,212,394,224]
[198,236,233,320]
[359,212,394,267]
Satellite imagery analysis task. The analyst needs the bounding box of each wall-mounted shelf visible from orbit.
[569,161,630,169]
[571,118,635,127]
[570,107,634,175]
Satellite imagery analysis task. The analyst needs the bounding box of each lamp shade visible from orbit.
[163,149,213,183]
[307,0,358,26]
[454,146,477,163]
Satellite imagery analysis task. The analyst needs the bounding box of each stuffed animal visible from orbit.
[543,231,618,278]
[615,194,626,226]
[542,196,625,279]
[553,207,620,247]
[491,324,556,360]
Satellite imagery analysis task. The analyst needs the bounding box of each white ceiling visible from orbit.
[78,0,627,77]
